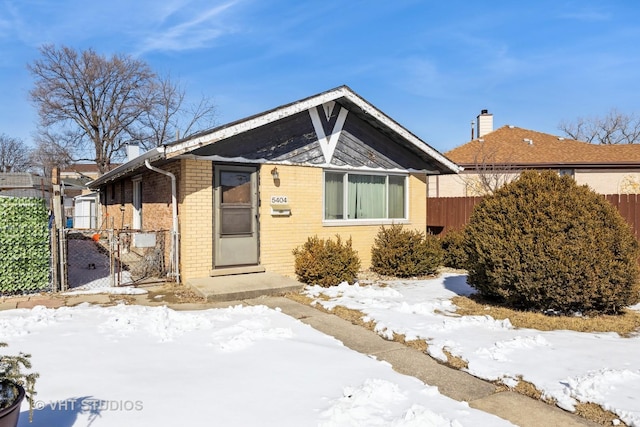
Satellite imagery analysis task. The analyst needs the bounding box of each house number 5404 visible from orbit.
[271,196,288,204]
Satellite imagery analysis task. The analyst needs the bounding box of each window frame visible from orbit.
[559,168,575,178]
[322,170,409,226]
[132,176,142,230]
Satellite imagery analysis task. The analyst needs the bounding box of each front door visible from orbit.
[213,165,259,267]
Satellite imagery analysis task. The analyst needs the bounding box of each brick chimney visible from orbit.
[477,109,493,138]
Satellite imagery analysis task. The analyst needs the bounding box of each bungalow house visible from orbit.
[88,86,460,285]
[430,110,640,197]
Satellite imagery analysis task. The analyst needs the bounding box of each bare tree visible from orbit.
[0,134,31,172]
[28,132,74,177]
[459,143,519,195]
[558,108,640,144]
[138,75,216,147]
[28,45,217,176]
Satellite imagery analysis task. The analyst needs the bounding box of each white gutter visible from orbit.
[144,160,180,284]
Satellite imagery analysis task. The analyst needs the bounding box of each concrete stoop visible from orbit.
[186,272,304,302]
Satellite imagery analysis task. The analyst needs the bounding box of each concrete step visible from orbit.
[186,272,303,302]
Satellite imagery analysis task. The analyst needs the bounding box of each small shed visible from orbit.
[72,192,99,229]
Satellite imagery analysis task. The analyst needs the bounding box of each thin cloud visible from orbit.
[558,10,611,22]
[136,1,239,54]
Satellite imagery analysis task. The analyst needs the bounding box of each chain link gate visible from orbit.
[61,228,174,291]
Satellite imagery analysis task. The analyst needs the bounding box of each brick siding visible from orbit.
[259,165,427,277]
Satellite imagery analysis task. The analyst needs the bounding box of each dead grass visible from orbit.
[508,377,549,403]
[441,349,468,370]
[146,284,206,304]
[574,402,627,426]
[495,377,626,426]
[286,292,327,306]
[331,305,377,329]
[452,295,640,337]
[286,287,634,426]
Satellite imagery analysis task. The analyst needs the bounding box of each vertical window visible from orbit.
[324,172,344,219]
[220,171,252,235]
[324,171,407,220]
[132,178,142,230]
[388,175,406,218]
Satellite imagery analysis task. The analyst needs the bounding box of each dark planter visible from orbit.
[0,382,25,427]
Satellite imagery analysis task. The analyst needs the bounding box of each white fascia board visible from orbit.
[340,90,461,174]
[167,86,461,174]
[165,88,351,157]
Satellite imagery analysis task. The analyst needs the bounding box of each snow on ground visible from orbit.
[305,273,640,426]
[0,303,513,426]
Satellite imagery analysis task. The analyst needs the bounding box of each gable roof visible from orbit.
[0,172,52,199]
[169,85,459,172]
[446,125,640,168]
[90,86,460,188]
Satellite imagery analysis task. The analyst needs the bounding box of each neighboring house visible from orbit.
[89,86,460,284]
[430,110,640,197]
[61,163,121,228]
[0,172,52,202]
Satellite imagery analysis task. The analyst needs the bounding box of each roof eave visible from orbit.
[456,161,640,169]
[88,147,166,189]
[164,85,461,175]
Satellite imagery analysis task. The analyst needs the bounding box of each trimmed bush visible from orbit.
[464,170,640,315]
[370,224,443,277]
[440,227,468,269]
[292,235,360,287]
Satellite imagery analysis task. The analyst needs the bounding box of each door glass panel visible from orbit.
[221,172,251,204]
[220,207,252,234]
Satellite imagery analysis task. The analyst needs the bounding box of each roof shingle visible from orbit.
[446,126,640,167]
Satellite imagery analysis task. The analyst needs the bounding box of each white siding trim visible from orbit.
[309,105,348,165]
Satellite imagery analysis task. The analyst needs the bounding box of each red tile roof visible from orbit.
[445,126,640,167]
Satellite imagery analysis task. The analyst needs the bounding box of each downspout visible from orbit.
[144,160,180,284]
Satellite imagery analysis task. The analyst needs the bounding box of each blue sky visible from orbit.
[1,0,639,154]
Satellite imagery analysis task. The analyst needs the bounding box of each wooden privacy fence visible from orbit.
[427,194,640,241]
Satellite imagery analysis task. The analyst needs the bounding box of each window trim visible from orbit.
[559,168,575,178]
[322,170,409,226]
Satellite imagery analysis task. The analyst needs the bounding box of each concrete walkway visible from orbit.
[249,296,599,427]
[0,290,600,427]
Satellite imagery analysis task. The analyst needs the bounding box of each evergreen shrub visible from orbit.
[370,224,443,277]
[440,227,468,269]
[464,170,640,315]
[292,235,360,287]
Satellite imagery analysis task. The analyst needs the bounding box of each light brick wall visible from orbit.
[259,165,428,277]
[178,159,213,281]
